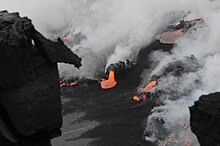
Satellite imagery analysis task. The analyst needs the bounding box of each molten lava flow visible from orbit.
[132,80,157,102]
[140,80,157,93]
[132,94,148,102]
[62,35,71,41]
[184,139,192,146]
[183,123,190,129]
[60,80,66,87]
[132,96,141,101]
[60,80,78,87]
[158,28,184,44]
[100,70,117,89]
[68,81,78,87]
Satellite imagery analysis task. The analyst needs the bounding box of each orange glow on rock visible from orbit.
[132,96,141,101]
[60,80,78,87]
[140,80,157,93]
[159,29,184,44]
[100,70,117,89]
[69,81,77,87]
[62,35,71,41]
[60,80,66,87]
[184,139,192,146]
[183,123,190,129]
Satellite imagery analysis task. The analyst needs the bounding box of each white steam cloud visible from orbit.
[0,0,79,36]
[2,0,208,78]
[142,1,220,145]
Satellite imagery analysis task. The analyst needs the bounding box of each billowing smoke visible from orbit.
[61,0,208,78]
[0,0,78,36]
[1,0,209,78]
[142,1,220,145]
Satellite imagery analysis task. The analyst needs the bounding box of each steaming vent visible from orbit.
[105,60,135,75]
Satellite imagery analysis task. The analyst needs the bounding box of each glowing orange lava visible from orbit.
[60,80,66,87]
[140,80,157,93]
[184,139,192,146]
[159,28,184,44]
[183,123,190,129]
[62,35,71,41]
[100,70,117,89]
[68,81,78,87]
[132,96,141,101]
[60,80,78,87]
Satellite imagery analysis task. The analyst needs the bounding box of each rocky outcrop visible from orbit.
[190,92,220,146]
[105,60,135,78]
[0,10,81,145]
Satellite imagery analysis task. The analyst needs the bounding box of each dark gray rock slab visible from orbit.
[190,92,220,146]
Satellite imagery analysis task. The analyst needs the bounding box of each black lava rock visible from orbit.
[0,10,81,145]
[158,55,199,77]
[190,92,220,146]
